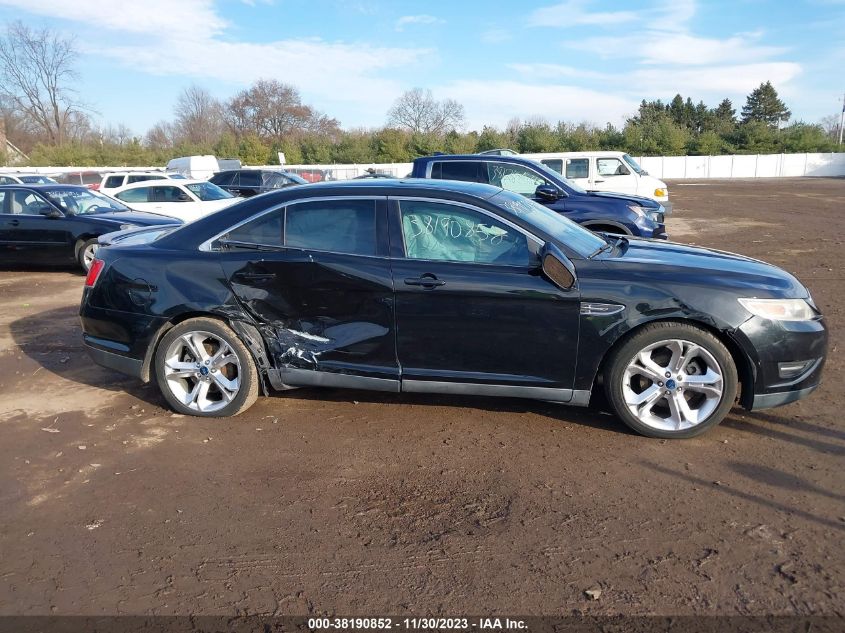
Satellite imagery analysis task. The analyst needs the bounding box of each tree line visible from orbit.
[1,21,841,168]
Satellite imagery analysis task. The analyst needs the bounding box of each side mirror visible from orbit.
[38,206,62,218]
[641,170,649,176]
[177,192,191,201]
[540,242,577,291]
[535,184,562,201]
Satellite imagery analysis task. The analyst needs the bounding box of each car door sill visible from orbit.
[402,379,586,404]
[272,367,400,392]
[268,369,591,405]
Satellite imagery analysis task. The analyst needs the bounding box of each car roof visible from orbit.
[415,154,536,164]
[114,179,206,190]
[103,171,166,177]
[293,178,502,198]
[0,183,89,191]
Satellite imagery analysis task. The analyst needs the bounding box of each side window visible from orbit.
[485,163,548,196]
[541,159,563,174]
[105,175,124,188]
[223,210,283,246]
[153,186,188,202]
[285,199,376,256]
[432,161,482,183]
[13,191,49,215]
[263,173,288,189]
[399,201,530,266]
[115,187,150,203]
[0,191,6,212]
[565,158,589,179]
[128,174,164,184]
[0,176,15,184]
[211,171,237,187]
[239,171,262,187]
[596,158,630,177]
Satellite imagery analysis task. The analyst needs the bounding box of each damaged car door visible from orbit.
[217,196,399,391]
[388,197,581,401]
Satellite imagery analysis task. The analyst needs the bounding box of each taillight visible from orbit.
[85,259,105,287]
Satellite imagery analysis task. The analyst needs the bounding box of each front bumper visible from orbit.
[730,315,828,411]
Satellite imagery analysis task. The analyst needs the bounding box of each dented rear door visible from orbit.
[218,197,398,385]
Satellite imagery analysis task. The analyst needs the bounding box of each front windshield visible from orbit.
[489,189,606,258]
[45,188,130,214]
[530,160,588,194]
[186,181,233,201]
[622,154,643,174]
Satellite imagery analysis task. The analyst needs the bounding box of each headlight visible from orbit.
[119,223,138,230]
[628,204,664,224]
[738,298,816,321]
[654,188,667,198]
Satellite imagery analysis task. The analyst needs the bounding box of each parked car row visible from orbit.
[0,184,180,270]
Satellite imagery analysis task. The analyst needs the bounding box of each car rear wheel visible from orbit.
[77,238,99,272]
[154,318,259,417]
[604,322,738,438]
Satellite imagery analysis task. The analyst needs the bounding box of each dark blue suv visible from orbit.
[411,154,667,239]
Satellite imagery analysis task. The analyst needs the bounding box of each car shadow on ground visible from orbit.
[8,304,166,407]
[722,412,845,456]
[263,382,637,436]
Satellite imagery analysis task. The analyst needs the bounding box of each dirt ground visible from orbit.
[0,178,843,617]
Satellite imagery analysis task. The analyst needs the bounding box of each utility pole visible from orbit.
[840,92,845,145]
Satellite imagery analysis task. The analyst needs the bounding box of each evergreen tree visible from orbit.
[741,81,791,127]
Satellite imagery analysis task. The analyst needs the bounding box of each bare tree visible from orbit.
[225,79,339,141]
[0,21,87,144]
[386,88,465,135]
[144,120,176,152]
[174,85,225,147]
[820,114,842,142]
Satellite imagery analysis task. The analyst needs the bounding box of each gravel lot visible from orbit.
[0,178,842,617]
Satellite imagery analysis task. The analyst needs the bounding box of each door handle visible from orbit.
[404,275,445,289]
[9,219,20,226]
[594,179,605,183]
[235,271,276,282]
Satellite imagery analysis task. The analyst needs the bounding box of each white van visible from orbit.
[165,155,220,180]
[524,151,671,210]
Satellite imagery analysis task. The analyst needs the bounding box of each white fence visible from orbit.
[280,152,845,181]
[2,152,844,180]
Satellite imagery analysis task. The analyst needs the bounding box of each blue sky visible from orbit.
[0,0,842,136]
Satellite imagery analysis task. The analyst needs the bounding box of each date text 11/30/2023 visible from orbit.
[307,617,528,630]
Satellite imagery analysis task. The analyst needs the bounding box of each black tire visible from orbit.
[604,322,738,439]
[77,238,99,272]
[153,317,259,417]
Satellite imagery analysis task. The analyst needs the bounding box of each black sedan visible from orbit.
[0,184,181,271]
[79,179,827,438]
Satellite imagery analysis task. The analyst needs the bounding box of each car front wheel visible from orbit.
[605,322,738,438]
[154,318,259,417]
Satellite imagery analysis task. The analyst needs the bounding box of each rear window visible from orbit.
[285,199,376,256]
[431,161,482,182]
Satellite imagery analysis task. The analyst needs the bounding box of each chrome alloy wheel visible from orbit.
[82,242,99,270]
[162,331,241,413]
[622,338,724,432]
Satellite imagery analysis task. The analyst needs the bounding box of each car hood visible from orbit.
[82,211,182,226]
[601,237,808,298]
[583,191,662,208]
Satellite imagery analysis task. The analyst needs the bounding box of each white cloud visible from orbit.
[395,14,444,31]
[569,32,788,66]
[0,0,431,128]
[481,28,512,44]
[0,0,228,39]
[442,80,639,128]
[508,63,606,80]
[527,1,637,27]
[628,62,803,97]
